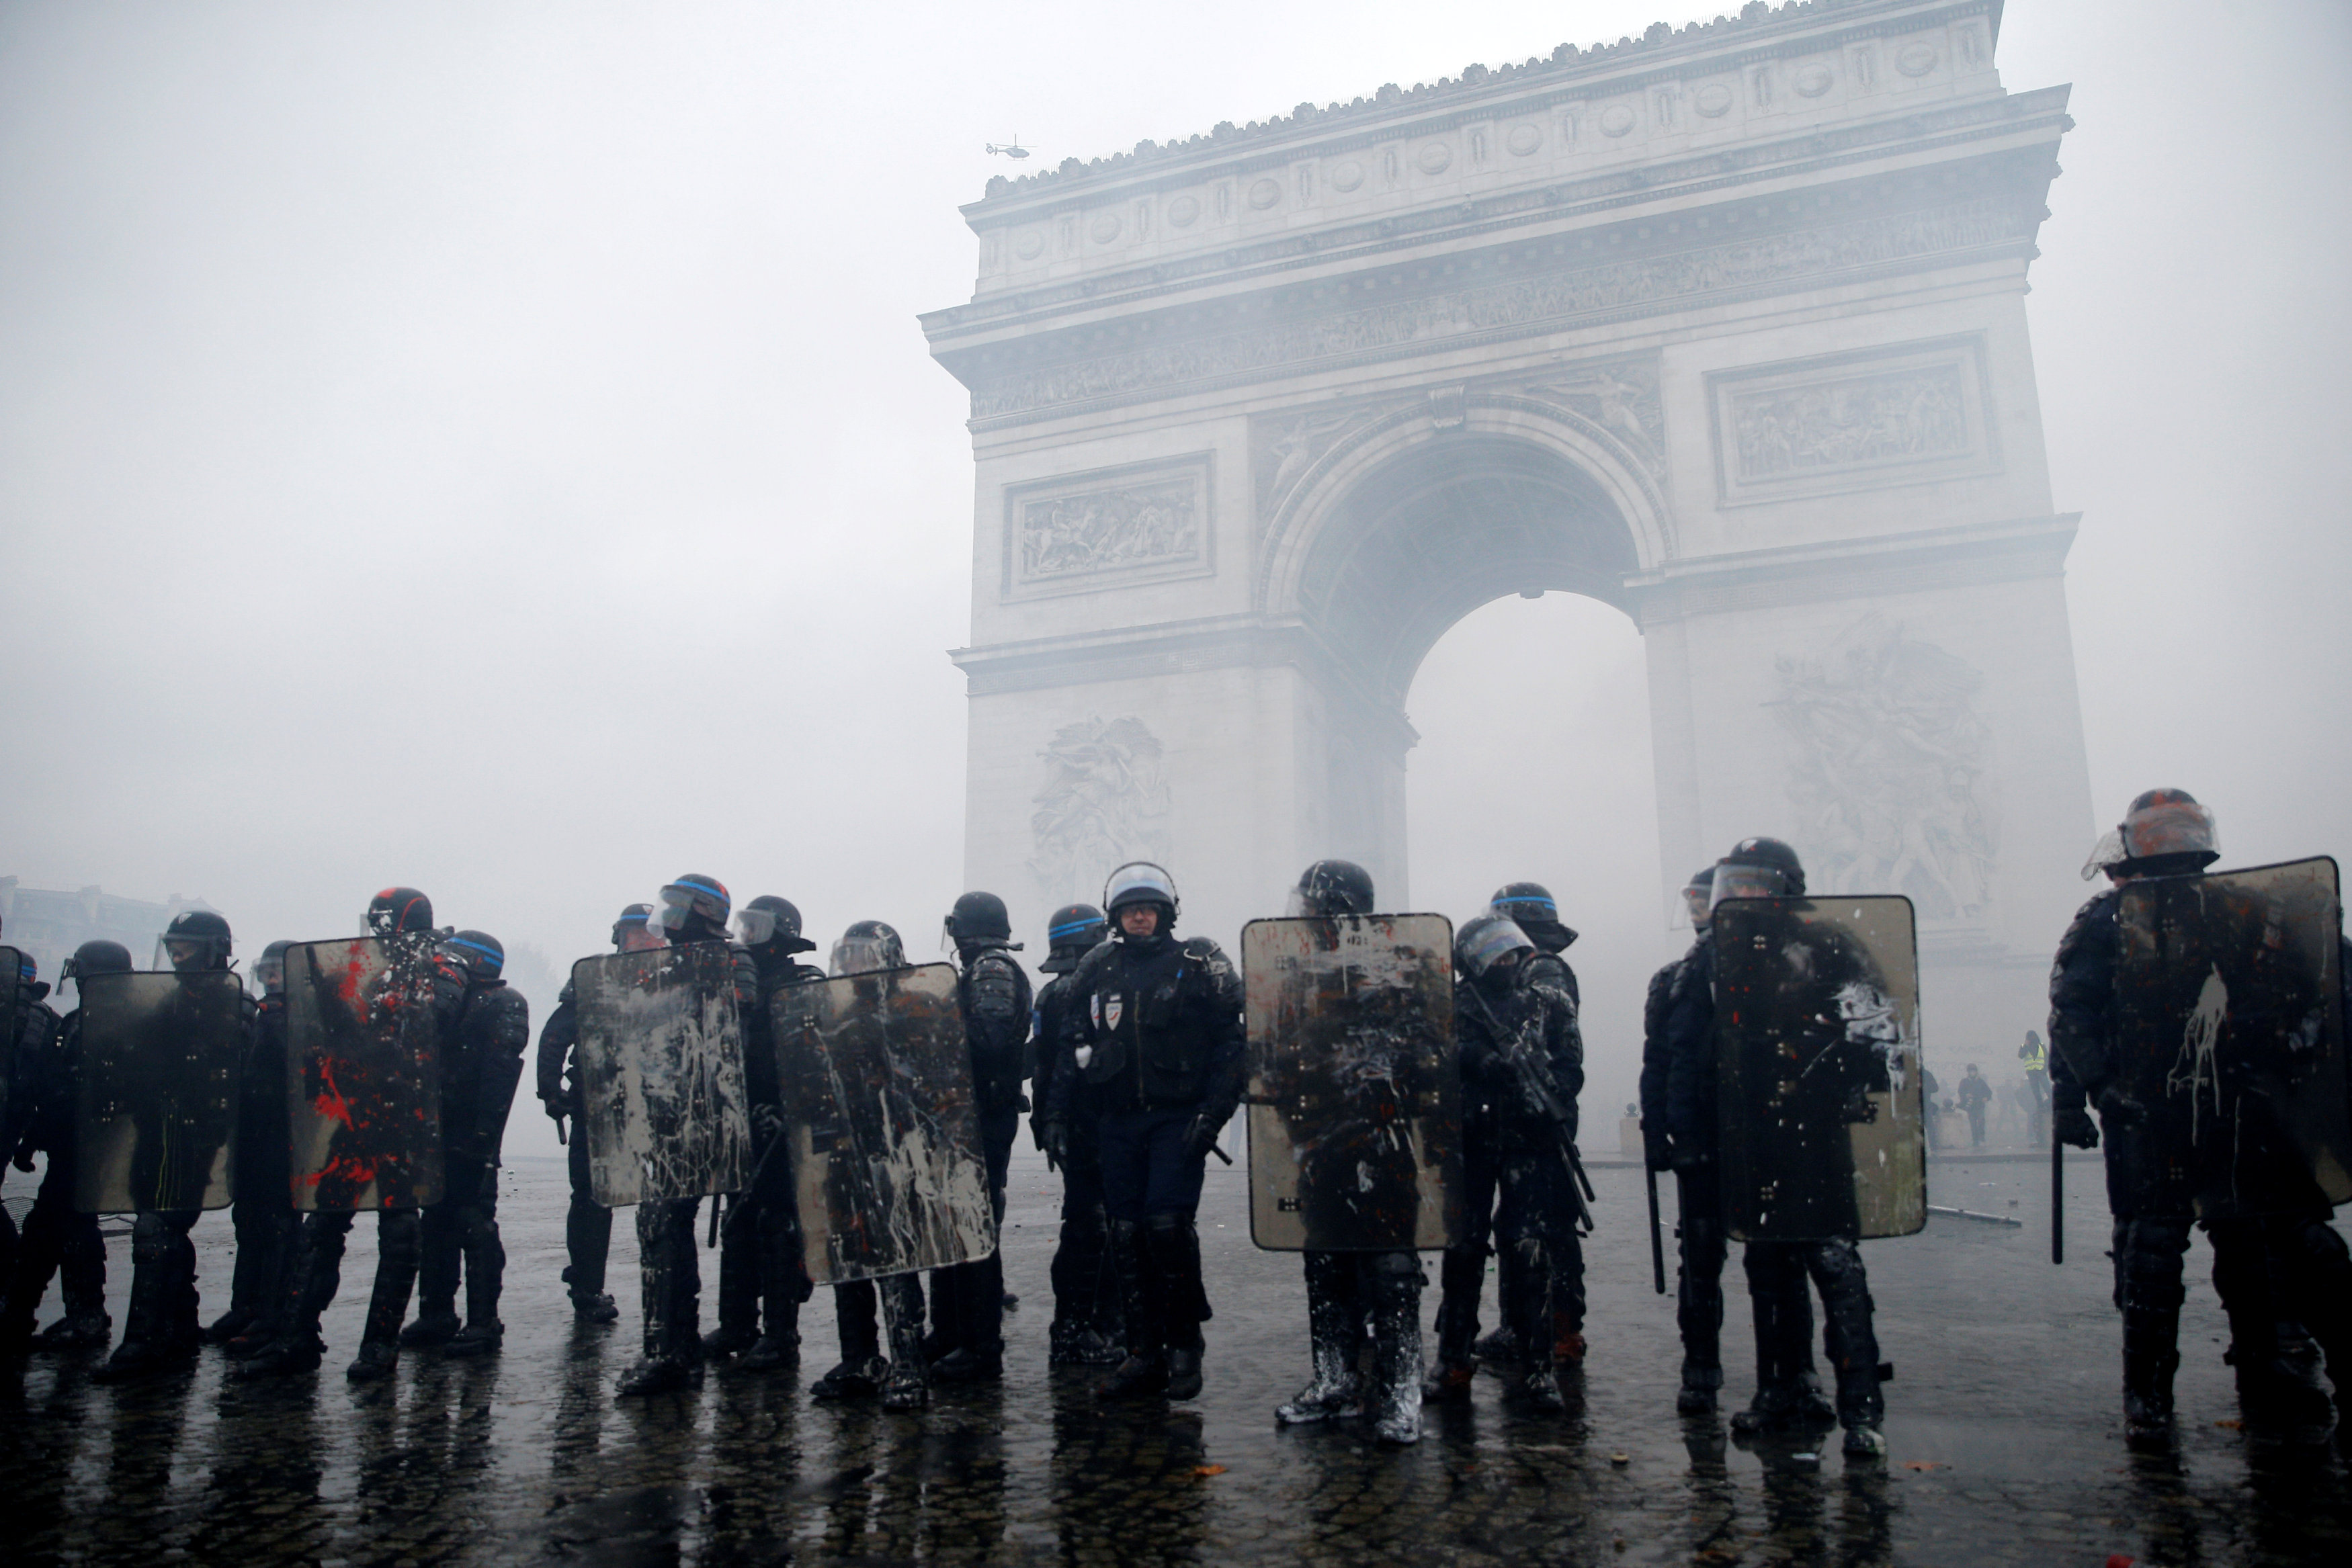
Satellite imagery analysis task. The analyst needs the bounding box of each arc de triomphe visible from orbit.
[924,0,2093,1043]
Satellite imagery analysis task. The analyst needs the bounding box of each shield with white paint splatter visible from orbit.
[73,969,244,1213]
[0,946,24,1153]
[1714,895,1925,1243]
[573,942,753,1207]
[284,935,446,1211]
[2116,857,2349,1221]
[1242,914,1462,1252]
[767,963,992,1284]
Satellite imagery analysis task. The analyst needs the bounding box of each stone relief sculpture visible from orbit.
[1732,363,1968,480]
[1523,357,1665,475]
[1767,614,1994,922]
[1028,716,1173,903]
[1017,476,1201,582]
[1253,403,1401,517]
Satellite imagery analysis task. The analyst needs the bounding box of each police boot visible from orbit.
[1677,1356,1724,1416]
[1148,1214,1208,1402]
[1474,1243,1525,1366]
[1277,1254,1363,1425]
[565,1192,617,1321]
[704,1206,761,1358]
[1367,1253,1425,1446]
[1424,1243,1484,1403]
[742,1315,799,1373]
[406,1215,462,1347]
[204,1306,256,1347]
[2117,1308,2181,1445]
[93,1218,196,1384]
[1097,1219,1167,1401]
[1502,1238,1562,1413]
[1812,1241,1886,1456]
[812,1280,886,1401]
[401,1303,461,1348]
[880,1276,929,1411]
[445,1265,505,1359]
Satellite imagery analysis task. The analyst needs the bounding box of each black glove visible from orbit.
[2093,1084,2145,1129]
[542,1096,566,1124]
[751,1102,784,1141]
[1644,1133,1673,1173]
[2054,1104,2099,1149]
[1037,1118,1068,1172]
[1183,1112,1222,1163]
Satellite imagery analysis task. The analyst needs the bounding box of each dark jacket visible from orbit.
[1636,941,1700,1165]
[959,943,1032,1120]
[1455,969,1583,1155]
[1053,930,1244,1123]
[444,981,530,1174]
[1657,931,1720,1156]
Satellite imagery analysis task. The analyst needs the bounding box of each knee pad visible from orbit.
[131,1213,171,1265]
[2115,1217,2191,1312]
[1368,1251,1423,1309]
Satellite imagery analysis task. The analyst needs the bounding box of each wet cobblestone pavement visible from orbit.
[5,1152,2350,1566]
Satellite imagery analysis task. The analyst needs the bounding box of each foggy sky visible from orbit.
[4,1,2347,1156]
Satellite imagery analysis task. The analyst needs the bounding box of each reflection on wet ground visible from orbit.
[4,1155,2349,1565]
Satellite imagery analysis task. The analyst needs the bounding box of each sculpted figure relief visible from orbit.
[1732,364,1969,480]
[1768,615,1995,921]
[1028,717,1173,903]
[1018,479,1200,582]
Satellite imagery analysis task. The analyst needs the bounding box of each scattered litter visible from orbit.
[1193,1465,1227,1477]
[1609,1452,1630,1466]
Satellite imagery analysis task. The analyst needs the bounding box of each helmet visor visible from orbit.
[1458,918,1534,978]
[830,934,900,977]
[653,879,728,931]
[2124,799,2218,862]
[1103,862,1177,910]
[1710,863,1791,910]
[736,907,780,947]
[251,955,286,994]
[2080,826,2127,882]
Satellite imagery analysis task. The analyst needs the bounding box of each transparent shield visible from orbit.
[0,946,21,1151]
[573,943,753,1207]
[1714,896,1925,1243]
[1243,914,1463,1252]
[2115,857,2349,1222]
[284,937,446,1211]
[768,962,992,1284]
[71,970,243,1213]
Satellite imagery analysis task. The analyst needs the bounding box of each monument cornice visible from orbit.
[925,85,2068,346]
[964,0,2005,212]
[1627,511,2078,621]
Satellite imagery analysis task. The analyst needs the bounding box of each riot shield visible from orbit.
[1242,914,1463,1252]
[1714,896,1925,1243]
[73,969,244,1213]
[2115,857,2350,1221]
[0,945,22,1149]
[768,963,992,1284]
[573,943,753,1207]
[284,937,446,1211]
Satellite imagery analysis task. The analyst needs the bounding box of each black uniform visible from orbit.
[212,985,299,1348]
[0,982,77,1346]
[411,975,528,1348]
[1640,932,1725,1409]
[1033,971,1120,1361]
[925,940,1030,1377]
[534,977,616,1317]
[1052,928,1243,1396]
[707,945,823,1366]
[1431,965,1582,1401]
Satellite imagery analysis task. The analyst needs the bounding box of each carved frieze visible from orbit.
[971,198,2029,421]
[1028,715,1173,905]
[1251,401,1409,520]
[1708,335,1998,506]
[1003,455,1214,599]
[1519,354,1666,477]
[1769,613,1995,924]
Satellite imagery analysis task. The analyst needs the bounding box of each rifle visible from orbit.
[1463,982,1593,1233]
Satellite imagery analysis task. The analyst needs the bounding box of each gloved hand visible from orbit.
[542,1096,565,1124]
[1183,1111,1223,1163]
[1036,1119,1068,1172]
[2054,1104,2099,1149]
[752,1102,784,1140]
[2093,1084,2145,1129]
[1643,1133,1673,1173]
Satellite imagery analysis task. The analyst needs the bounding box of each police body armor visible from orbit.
[1242,914,1463,1252]
[2113,857,2351,1221]
[571,942,755,1208]
[1713,894,1926,1243]
[284,936,448,1211]
[71,969,246,1213]
[768,962,993,1284]
[1077,937,1236,1104]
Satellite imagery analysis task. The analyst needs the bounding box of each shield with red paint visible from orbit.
[73,969,245,1213]
[283,934,446,1211]
[2113,857,2350,1221]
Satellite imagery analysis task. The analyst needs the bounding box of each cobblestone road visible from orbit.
[3,1151,2348,1566]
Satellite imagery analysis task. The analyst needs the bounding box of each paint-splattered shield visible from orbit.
[1242,914,1463,1252]
[0,945,23,1149]
[2115,858,2350,1222]
[71,970,243,1213]
[285,937,446,1211]
[768,963,992,1284]
[1714,896,1925,1243]
[573,943,753,1207]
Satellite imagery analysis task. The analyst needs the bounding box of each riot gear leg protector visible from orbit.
[1277,1250,1364,1424]
[1148,1213,1208,1401]
[706,1198,762,1356]
[2208,1217,2332,1437]
[1366,1251,1426,1444]
[619,1198,702,1397]
[880,1274,930,1410]
[2111,1216,2191,1444]
[1097,1218,1168,1400]
[563,1131,616,1321]
[349,1208,422,1382]
[1732,1242,1831,1433]
[93,1211,201,1382]
[810,1280,888,1400]
[743,1192,805,1371]
[1675,1170,1728,1413]
[403,1202,464,1346]
[1804,1239,1885,1450]
[444,1193,506,1356]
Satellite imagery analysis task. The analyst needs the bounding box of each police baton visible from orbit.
[2050,1125,2064,1266]
[1644,1161,1667,1295]
[721,1128,790,1246]
[554,1114,566,1146]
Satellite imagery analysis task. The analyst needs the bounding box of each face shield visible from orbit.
[2080,826,2128,882]
[155,937,222,972]
[653,878,729,933]
[737,906,782,947]
[1103,862,1179,917]
[2123,797,2219,862]
[251,954,286,996]
[830,929,904,977]
[1681,883,1714,929]
[1457,917,1536,979]
[1710,863,1792,911]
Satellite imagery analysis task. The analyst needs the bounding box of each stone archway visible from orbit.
[927,0,2095,1049]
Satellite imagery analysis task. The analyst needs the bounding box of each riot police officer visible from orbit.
[1425,914,1583,1413]
[0,948,56,1313]
[1,947,87,1352]
[1054,863,1245,1403]
[535,902,663,1323]
[208,939,298,1353]
[925,891,1031,1383]
[93,909,253,1382]
[1660,839,1888,1456]
[1271,859,1431,1444]
[401,931,529,1356]
[1031,903,1122,1365]
[1639,867,1726,1413]
[708,894,825,1373]
[618,874,762,1398]
[2051,789,2352,1444]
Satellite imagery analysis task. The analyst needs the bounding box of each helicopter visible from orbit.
[984,138,1031,159]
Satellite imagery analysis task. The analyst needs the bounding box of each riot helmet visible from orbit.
[439,930,505,984]
[1103,861,1179,935]
[158,908,233,971]
[366,887,435,937]
[737,895,816,954]
[2117,789,2220,875]
[1455,914,1535,981]
[1288,860,1375,918]
[1711,837,1806,909]
[1040,903,1108,974]
[831,920,905,977]
[945,891,1016,949]
[612,902,665,953]
[652,874,731,940]
[1488,881,1573,949]
[253,939,292,996]
[62,939,132,988]
[1682,866,1718,930]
